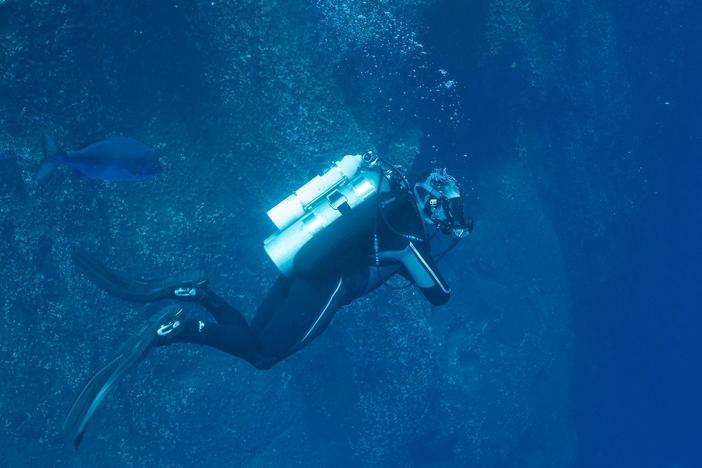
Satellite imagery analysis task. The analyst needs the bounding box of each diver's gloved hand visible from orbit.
[72,249,208,303]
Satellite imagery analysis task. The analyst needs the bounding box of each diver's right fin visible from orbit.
[63,353,124,448]
[72,249,207,302]
[63,306,184,448]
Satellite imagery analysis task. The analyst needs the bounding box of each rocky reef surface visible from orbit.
[1,0,684,466]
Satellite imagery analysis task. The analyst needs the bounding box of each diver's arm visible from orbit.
[375,182,450,305]
[396,241,451,305]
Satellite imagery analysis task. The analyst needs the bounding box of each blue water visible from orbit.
[0,1,700,467]
[418,1,702,467]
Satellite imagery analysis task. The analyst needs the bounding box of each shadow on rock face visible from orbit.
[407,429,459,467]
[426,154,575,466]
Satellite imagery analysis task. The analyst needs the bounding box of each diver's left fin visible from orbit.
[63,353,124,448]
[62,306,184,448]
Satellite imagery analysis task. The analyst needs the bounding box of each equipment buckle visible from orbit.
[174,287,197,297]
[157,320,181,336]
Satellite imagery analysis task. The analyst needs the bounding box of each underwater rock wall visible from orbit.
[0,0,622,466]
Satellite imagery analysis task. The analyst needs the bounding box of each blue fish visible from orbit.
[36,134,162,182]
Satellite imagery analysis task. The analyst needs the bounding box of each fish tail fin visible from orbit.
[36,133,65,181]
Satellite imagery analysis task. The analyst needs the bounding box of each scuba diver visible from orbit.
[64,152,472,447]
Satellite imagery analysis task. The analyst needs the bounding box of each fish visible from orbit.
[36,134,162,182]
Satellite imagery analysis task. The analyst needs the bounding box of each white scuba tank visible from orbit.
[264,154,379,276]
[266,154,365,230]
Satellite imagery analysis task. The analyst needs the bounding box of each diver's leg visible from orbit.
[168,273,348,370]
[196,287,249,328]
[249,275,291,331]
[167,319,279,370]
[168,319,258,354]
[186,275,298,370]
[162,279,290,369]
[250,273,349,362]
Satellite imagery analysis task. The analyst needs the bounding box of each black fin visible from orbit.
[63,306,184,448]
[72,249,206,302]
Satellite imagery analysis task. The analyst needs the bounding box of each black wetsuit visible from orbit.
[171,168,451,369]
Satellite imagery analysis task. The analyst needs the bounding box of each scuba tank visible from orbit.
[264,153,379,276]
[267,154,365,230]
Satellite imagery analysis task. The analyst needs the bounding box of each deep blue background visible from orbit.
[578,28,702,465]
[419,1,702,466]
